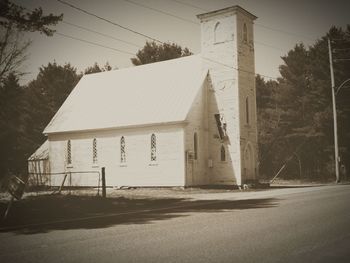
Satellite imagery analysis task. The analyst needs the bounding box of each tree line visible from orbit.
[257,26,350,181]
[0,0,349,184]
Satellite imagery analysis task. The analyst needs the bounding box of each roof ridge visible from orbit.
[84,54,200,78]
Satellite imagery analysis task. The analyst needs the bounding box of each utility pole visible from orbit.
[328,38,340,183]
[101,167,106,198]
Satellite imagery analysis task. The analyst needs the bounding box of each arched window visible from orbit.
[214,22,225,43]
[92,138,97,164]
[245,97,250,124]
[67,140,72,165]
[120,136,126,163]
[193,132,198,160]
[151,133,156,162]
[243,23,248,43]
[221,145,226,162]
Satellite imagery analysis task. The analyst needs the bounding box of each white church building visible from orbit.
[32,5,258,187]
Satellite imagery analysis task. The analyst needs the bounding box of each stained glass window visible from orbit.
[243,23,248,43]
[120,136,126,163]
[93,138,97,164]
[221,145,226,162]
[67,140,72,165]
[194,132,198,160]
[151,134,156,162]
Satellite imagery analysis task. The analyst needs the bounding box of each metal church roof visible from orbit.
[44,55,206,134]
[28,140,49,161]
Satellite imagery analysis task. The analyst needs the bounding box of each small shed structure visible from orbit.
[27,140,50,186]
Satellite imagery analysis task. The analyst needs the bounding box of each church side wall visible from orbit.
[184,81,208,186]
[48,124,185,187]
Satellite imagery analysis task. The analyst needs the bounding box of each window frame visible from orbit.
[243,23,248,43]
[149,133,158,166]
[120,136,126,166]
[220,145,226,162]
[214,21,226,44]
[193,132,198,160]
[92,138,98,166]
[150,133,157,163]
[67,140,72,167]
[245,96,250,125]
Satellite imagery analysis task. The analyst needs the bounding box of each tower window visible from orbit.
[243,23,248,43]
[151,133,157,162]
[92,138,97,164]
[67,140,72,165]
[194,132,198,160]
[214,22,225,43]
[120,136,126,163]
[246,97,250,124]
[221,145,226,162]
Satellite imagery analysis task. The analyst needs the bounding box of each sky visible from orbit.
[14,0,350,84]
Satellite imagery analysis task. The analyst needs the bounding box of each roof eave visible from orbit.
[44,120,188,136]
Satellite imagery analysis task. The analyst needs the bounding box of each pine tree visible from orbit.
[131,41,192,66]
[0,73,24,177]
[258,26,350,181]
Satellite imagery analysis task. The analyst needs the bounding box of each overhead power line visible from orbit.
[55,32,135,55]
[331,38,350,42]
[202,56,278,81]
[171,0,209,12]
[56,0,163,43]
[333,48,350,52]
[57,0,290,56]
[60,2,292,56]
[171,0,316,42]
[334,58,350,62]
[22,5,142,49]
[254,40,285,52]
[123,0,199,25]
[28,2,279,79]
[62,21,142,48]
[55,31,278,80]
[123,0,296,54]
[57,0,295,55]
[254,23,315,41]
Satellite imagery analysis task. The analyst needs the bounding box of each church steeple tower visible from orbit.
[197,6,258,186]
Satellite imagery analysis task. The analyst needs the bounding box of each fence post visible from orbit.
[102,167,106,198]
[3,197,14,220]
[69,171,72,195]
[58,173,68,194]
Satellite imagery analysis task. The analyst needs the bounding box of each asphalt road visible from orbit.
[0,185,350,263]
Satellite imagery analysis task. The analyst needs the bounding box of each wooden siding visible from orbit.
[48,125,185,187]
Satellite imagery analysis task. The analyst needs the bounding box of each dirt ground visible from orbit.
[0,186,240,202]
[0,178,329,202]
[0,186,273,234]
[0,182,342,233]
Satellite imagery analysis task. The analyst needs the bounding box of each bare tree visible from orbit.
[0,25,30,81]
[0,0,63,82]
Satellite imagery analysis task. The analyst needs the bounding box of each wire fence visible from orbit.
[27,171,102,196]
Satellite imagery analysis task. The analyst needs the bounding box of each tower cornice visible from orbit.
[197,5,257,22]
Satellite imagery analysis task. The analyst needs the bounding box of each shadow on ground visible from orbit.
[0,194,279,235]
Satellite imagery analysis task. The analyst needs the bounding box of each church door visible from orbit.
[244,144,255,181]
[185,151,194,186]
